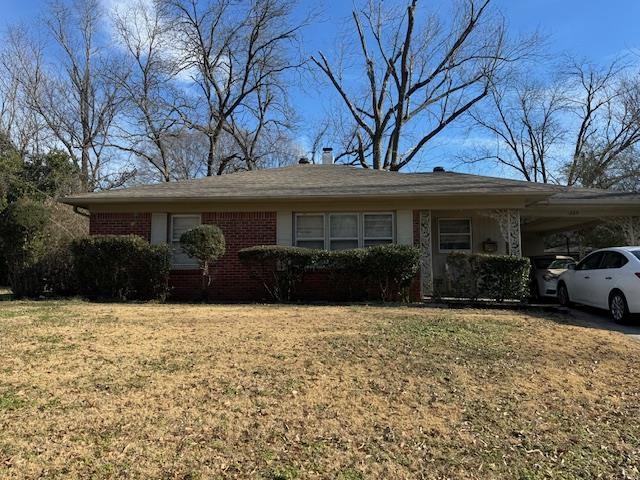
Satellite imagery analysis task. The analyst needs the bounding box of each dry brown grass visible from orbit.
[1,301,640,479]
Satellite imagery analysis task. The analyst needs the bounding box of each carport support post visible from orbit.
[616,216,640,245]
[420,210,433,298]
[485,209,522,257]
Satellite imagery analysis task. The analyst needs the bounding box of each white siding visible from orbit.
[431,211,504,281]
[150,213,168,245]
[396,209,413,245]
[276,210,293,246]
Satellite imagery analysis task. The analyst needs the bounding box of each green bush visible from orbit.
[444,253,531,302]
[72,235,170,301]
[180,224,226,297]
[239,244,420,302]
[239,246,325,302]
[10,244,76,298]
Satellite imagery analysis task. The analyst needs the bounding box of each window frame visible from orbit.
[600,251,629,269]
[576,251,604,271]
[293,212,396,250]
[294,213,326,249]
[362,212,395,247]
[438,218,473,253]
[170,214,201,269]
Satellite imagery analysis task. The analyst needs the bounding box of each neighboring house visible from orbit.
[62,157,640,301]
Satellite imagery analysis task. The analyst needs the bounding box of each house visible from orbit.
[62,155,640,301]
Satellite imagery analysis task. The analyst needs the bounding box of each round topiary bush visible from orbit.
[180,224,226,297]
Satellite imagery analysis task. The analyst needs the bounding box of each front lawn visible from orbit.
[1,302,639,479]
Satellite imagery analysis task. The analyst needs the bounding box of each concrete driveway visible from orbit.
[563,306,640,341]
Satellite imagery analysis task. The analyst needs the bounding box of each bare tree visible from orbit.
[565,60,640,188]
[5,0,130,191]
[467,79,567,182]
[312,0,532,170]
[161,0,304,176]
[0,32,50,157]
[110,0,183,183]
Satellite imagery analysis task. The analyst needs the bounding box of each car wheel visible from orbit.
[609,291,630,323]
[557,283,572,307]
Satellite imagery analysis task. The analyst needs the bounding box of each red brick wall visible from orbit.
[171,212,277,301]
[89,212,152,241]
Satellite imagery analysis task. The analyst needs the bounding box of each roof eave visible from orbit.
[60,190,554,208]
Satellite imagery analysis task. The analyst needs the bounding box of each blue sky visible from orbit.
[3,0,639,175]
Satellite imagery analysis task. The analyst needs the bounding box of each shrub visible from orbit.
[0,198,88,297]
[72,235,170,301]
[239,246,325,302]
[180,225,226,297]
[239,244,420,302]
[9,244,76,298]
[444,253,530,302]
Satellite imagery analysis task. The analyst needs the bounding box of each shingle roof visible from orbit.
[60,164,640,207]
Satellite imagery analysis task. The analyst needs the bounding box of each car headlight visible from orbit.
[543,273,558,281]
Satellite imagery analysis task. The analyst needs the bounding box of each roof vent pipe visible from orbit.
[433,166,445,172]
[321,147,334,165]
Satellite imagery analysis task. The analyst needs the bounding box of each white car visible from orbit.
[530,256,576,299]
[557,247,640,322]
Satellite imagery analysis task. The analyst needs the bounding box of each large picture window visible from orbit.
[438,218,472,252]
[294,212,394,250]
[171,214,200,267]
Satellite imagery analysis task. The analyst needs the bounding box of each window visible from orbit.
[171,215,200,268]
[633,251,640,261]
[329,214,359,250]
[293,212,395,249]
[363,213,394,246]
[576,251,604,271]
[438,218,472,252]
[600,251,628,269]
[295,214,325,249]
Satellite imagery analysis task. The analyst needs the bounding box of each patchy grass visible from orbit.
[1,301,640,479]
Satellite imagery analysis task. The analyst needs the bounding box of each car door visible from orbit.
[591,251,629,309]
[572,252,604,304]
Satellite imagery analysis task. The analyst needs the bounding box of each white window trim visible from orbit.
[363,212,395,245]
[293,212,395,250]
[170,214,201,269]
[438,218,472,253]
[294,213,326,249]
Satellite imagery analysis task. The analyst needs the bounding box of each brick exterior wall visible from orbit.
[88,210,421,302]
[89,213,152,241]
[171,212,277,300]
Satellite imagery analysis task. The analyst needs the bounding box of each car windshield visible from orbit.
[633,250,640,260]
[533,258,554,269]
[548,259,574,269]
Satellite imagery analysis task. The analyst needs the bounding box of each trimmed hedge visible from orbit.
[444,252,531,302]
[72,235,170,301]
[10,244,76,298]
[239,244,420,302]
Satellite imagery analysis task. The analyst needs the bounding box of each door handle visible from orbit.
[584,276,590,279]
[605,277,612,280]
